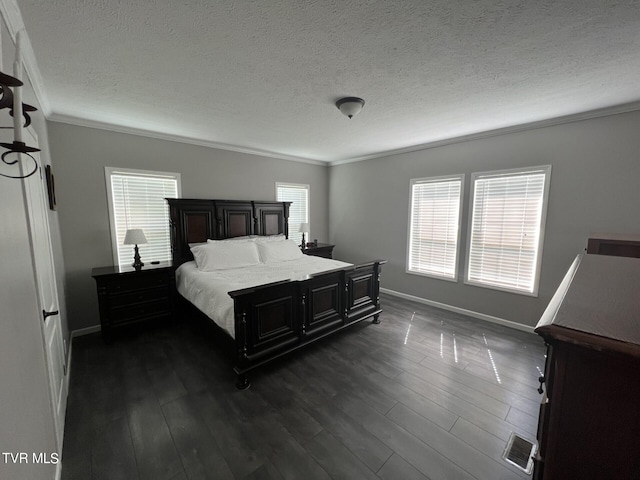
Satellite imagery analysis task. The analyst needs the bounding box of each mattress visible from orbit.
[175,256,352,338]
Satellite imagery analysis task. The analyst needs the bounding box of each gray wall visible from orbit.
[50,109,640,333]
[48,122,330,332]
[329,110,640,328]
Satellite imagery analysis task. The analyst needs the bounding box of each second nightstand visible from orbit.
[92,261,175,341]
[302,243,335,259]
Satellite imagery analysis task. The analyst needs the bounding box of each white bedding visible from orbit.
[176,256,352,337]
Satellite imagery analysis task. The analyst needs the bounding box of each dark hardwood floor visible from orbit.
[61,293,546,480]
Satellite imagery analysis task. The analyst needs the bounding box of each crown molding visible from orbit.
[329,101,640,166]
[47,100,640,167]
[0,0,52,115]
[48,113,328,166]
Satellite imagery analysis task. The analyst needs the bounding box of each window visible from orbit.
[407,175,464,280]
[466,165,551,295]
[105,167,181,266]
[276,182,309,245]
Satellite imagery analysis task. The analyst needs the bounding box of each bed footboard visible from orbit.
[229,260,385,388]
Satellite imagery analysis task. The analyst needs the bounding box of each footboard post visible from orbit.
[235,309,251,389]
[300,291,307,336]
[343,272,349,318]
[372,261,383,324]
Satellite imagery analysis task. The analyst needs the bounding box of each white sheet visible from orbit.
[176,256,352,338]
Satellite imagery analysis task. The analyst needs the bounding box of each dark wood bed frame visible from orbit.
[167,198,386,388]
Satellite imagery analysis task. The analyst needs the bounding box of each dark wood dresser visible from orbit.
[586,233,640,258]
[533,254,640,479]
[92,261,175,340]
[302,243,334,259]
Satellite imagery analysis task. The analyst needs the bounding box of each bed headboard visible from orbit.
[166,198,291,266]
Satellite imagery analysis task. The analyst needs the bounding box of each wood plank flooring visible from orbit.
[61,293,546,480]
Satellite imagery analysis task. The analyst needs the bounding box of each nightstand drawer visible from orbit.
[109,287,170,307]
[305,249,332,259]
[110,299,172,324]
[106,274,169,293]
[302,243,335,259]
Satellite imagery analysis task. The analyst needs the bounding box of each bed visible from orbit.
[167,198,386,388]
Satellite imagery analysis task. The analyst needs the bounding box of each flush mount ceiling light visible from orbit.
[336,97,365,119]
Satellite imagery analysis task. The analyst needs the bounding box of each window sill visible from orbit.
[463,279,539,297]
[406,268,458,283]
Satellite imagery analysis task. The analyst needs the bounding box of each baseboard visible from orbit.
[380,288,535,334]
[71,324,101,338]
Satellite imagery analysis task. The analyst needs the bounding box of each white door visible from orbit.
[20,128,67,449]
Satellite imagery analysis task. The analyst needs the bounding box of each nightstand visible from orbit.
[302,243,335,259]
[92,261,175,341]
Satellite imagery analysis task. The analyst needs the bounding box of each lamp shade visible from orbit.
[298,223,310,233]
[123,228,148,245]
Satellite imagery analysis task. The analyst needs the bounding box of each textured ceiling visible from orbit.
[14,0,640,163]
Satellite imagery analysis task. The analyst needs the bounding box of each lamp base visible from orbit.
[132,244,144,269]
[301,233,306,249]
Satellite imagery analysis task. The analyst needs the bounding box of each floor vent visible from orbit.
[503,432,536,474]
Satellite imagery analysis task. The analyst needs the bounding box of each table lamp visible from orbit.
[123,228,148,269]
[298,223,310,249]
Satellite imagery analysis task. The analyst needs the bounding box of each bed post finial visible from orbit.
[283,202,290,238]
[251,201,259,235]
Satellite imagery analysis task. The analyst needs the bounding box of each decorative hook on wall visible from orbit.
[0,73,40,179]
[0,139,40,179]
[0,83,37,128]
[14,103,37,128]
[0,71,22,87]
[0,32,41,180]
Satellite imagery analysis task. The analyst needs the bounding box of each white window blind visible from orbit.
[407,175,463,279]
[466,166,551,295]
[276,183,309,245]
[106,168,181,266]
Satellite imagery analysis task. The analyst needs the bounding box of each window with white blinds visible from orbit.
[407,175,464,280]
[276,182,309,245]
[466,165,551,295]
[105,167,181,266]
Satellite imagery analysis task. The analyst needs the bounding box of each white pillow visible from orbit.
[253,234,286,243]
[207,235,256,243]
[257,239,303,263]
[190,241,261,271]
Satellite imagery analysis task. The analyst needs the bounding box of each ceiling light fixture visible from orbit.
[336,97,365,119]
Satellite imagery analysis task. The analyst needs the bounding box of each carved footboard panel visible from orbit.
[229,261,385,388]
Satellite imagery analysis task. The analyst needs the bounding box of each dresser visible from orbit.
[533,254,640,479]
[92,261,175,340]
[302,243,334,259]
[586,232,640,258]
